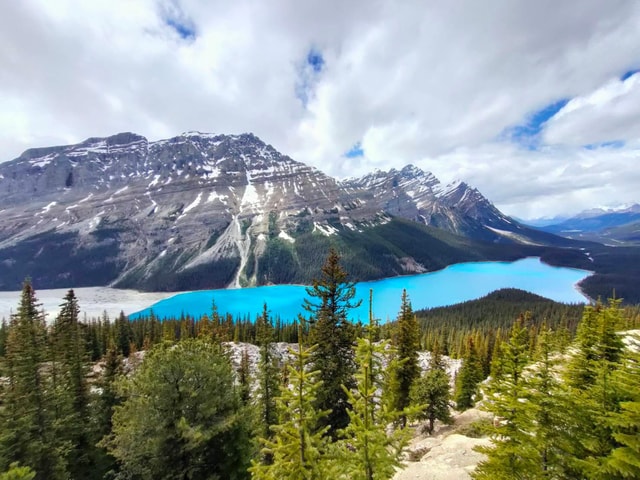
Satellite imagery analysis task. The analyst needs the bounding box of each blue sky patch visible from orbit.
[584,140,625,150]
[344,142,364,158]
[621,69,640,81]
[307,49,325,73]
[502,98,570,149]
[295,48,325,107]
[166,17,196,41]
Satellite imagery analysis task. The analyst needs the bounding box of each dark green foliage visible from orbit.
[113,311,132,357]
[414,288,584,359]
[50,290,93,479]
[255,304,281,450]
[336,334,412,479]
[0,320,7,358]
[105,339,253,480]
[0,281,67,479]
[560,300,626,479]
[390,290,420,427]
[257,238,298,284]
[454,337,484,411]
[92,346,123,477]
[607,334,640,478]
[473,318,532,479]
[305,248,360,439]
[411,345,452,434]
[250,327,333,480]
[473,300,633,479]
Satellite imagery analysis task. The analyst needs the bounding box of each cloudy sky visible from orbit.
[1,0,639,219]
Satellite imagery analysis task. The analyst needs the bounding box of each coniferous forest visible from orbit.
[0,250,639,479]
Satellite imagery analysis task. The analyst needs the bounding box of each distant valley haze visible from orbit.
[1,0,639,219]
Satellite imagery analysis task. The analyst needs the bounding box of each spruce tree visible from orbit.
[606,334,640,478]
[524,325,568,478]
[304,248,360,438]
[0,319,7,357]
[51,289,92,479]
[335,293,412,480]
[255,303,280,453]
[561,300,626,478]
[0,280,67,479]
[390,289,420,427]
[93,346,124,478]
[454,336,483,411]
[105,339,253,480]
[113,311,131,357]
[411,343,452,434]
[473,318,532,479]
[250,324,333,480]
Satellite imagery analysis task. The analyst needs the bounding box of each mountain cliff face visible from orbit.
[0,132,566,291]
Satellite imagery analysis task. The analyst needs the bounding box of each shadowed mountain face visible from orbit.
[0,132,579,291]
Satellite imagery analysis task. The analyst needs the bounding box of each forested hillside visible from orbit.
[0,253,639,479]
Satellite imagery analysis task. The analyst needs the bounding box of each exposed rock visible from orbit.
[396,408,492,480]
[0,131,556,291]
[396,434,491,480]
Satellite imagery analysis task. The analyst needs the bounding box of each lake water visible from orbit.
[129,257,592,322]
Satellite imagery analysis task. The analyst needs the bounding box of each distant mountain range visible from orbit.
[526,205,640,245]
[0,132,638,303]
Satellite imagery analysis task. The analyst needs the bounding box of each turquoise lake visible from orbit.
[129,257,592,322]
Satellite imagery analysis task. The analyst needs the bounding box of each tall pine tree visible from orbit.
[304,248,360,439]
[255,303,281,459]
[335,292,412,479]
[250,324,333,480]
[606,333,640,478]
[0,280,67,479]
[473,318,532,480]
[454,336,484,411]
[51,289,93,479]
[390,289,420,427]
[411,343,452,434]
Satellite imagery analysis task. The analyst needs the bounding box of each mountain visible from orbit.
[533,204,640,245]
[0,132,605,293]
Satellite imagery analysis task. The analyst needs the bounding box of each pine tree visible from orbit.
[473,318,532,479]
[93,346,124,478]
[113,311,131,357]
[250,324,333,480]
[51,289,93,479]
[411,343,452,434]
[0,280,67,479]
[238,347,252,406]
[255,303,281,455]
[304,248,360,438]
[390,289,420,427]
[560,300,626,478]
[454,336,483,411]
[105,339,253,480]
[335,298,412,480]
[0,319,7,357]
[524,325,568,478]
[606,333,640,478]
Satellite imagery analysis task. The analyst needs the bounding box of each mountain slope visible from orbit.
[534,204,640,245]
[0,131,619,296]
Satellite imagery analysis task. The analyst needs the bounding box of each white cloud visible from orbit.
[543,73,640,146]
[1,0,639,218]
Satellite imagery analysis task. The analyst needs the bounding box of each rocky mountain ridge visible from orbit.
[0,132,573,291]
